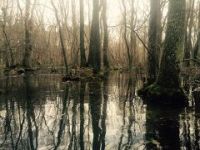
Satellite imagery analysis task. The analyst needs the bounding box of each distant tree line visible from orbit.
[0,0,199,75]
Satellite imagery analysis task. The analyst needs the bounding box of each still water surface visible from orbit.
[0,72,199,150]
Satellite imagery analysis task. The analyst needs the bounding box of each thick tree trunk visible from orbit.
[156,0,186,88]
[102,0,109,69]
[139,0,187,105]
[147,0,161,83]
[88,0,101,73]
[80,0,87,67]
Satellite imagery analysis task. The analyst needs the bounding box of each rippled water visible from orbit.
[0,72,199,150]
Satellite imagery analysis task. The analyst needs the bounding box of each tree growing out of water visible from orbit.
[139,0,187,105]
[102,0,109,70]
[23,0,33,69]
[80,0,87,67]
[88,0,101,73]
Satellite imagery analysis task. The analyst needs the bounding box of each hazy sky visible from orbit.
[13,0,149,26]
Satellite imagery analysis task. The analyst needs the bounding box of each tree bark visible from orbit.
[156,0,186,88]
[88,0,101,73]
[80,0,87,67]
[147,0,161,83]
[102,0,109,69]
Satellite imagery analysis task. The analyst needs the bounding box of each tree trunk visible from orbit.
[80,0,87,67]
[156,0,186,88]
[71,0,79,67]
[88,0,101,73]
[139,0,187,105]
[23,0,32,69]
[184,0,195,67]
[147,0,161,83]
[2,8,14,67]
[51,1,68,75]
[102,0,109,69]
[193,3,200,59]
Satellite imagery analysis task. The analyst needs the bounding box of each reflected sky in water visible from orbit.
[0,73,199,150]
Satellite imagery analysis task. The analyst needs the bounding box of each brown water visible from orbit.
[0,72,199,150]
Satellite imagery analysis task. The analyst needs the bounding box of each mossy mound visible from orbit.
[138,83,188,107]
[62,68,106,82]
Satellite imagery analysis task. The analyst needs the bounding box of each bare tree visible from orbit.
[1,6,14,68]
[102,0,109,69]
[23,0,32,69]
[88,0,101,73]
[51,0,68,74]
[80,0,87,67]
[121,0,132,70]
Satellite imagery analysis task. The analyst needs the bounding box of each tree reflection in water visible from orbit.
[0,73,199,149]
[145,105,182,149]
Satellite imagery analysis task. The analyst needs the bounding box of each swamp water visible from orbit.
[0,72,199,150]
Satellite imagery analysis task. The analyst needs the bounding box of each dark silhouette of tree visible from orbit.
[23,0,32,69]
[54,85,69,150]
[79,81,86,150]
[80,0,87,67]
[102,0,109,69]
[89,82,102,149]
[88,0,101,73]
